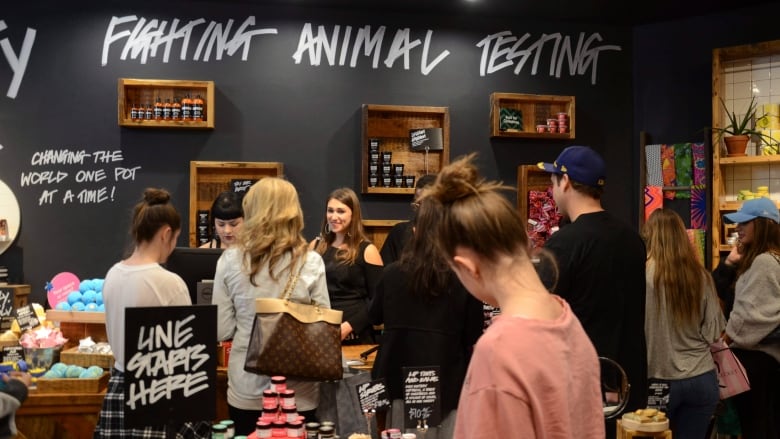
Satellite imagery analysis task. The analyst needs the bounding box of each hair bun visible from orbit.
[143,188,171,206]
[433,153,481,203]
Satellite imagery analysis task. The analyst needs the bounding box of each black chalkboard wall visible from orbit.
[0,1,633,304]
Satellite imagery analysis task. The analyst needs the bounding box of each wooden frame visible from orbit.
[490,92,575,139]
[118,78,215,129]
[361,104,450,194]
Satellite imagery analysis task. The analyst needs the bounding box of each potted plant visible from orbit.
[713,95,768,157]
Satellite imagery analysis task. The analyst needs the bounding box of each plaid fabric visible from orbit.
[93,369,212,439]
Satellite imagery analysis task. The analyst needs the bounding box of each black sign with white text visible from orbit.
[124,305,216,428]
[403,366,441,429]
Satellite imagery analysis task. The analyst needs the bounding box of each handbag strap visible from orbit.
[280,256,306,301]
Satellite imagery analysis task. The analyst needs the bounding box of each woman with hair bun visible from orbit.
[415,154,604,439]
[94,188,210,438]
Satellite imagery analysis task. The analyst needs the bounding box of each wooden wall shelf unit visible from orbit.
[363,219,405,251]
[118,78,215,129]
[517,165,552,218]
[490,93,575,139]
[361,104,450,195]
[710,39,780,269]
[189,161,284,247]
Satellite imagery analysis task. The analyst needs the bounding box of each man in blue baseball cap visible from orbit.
[539,146,648,433]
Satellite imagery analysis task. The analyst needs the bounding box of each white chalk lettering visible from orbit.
[125,370,209,410]
[292,24,449,75]
[75,169,107,183]
[476,31,621,85]
[31,149,90,166]
[136,315,196,352]
[0,20,36,99]
[76,187,109,203]
[20,171,68,186]
[102,15,277,65]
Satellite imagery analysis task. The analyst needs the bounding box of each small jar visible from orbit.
[262,389,278,407]
[536,124,547,133]
[386,428,402,439]
[304,422,320,439]
[256,420,272,438]
[369,138,380,151]
[281,389,296,407]
[287,420,304,438]
[271,420,287,437]
[381,151,392,163]
[270,376,287,392]
[212,423,227,439]
[219,419,235,439]
[547,118,558,132]
[282,404,298,422]
[261,405,278,423]
[318,425,335,438]
[558,124,568,134]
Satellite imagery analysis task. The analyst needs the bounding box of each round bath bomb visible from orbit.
[81,290,97,304]
[79,365,104,378]
[55,301,71,311]
[85,302,99,311]
[70,302,86,311]
[67,291,83,305]
[65,365,86,378]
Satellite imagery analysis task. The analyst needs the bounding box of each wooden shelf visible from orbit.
[361,104,450,195]
[118,78,215,129]
[45,310,105,324]
[718,154,780,165]
[189,161,284,247]
[710,39,780,268]
[490,93,575,138]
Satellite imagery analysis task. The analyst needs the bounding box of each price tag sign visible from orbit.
[356,378,391,412]
[14,304,39,332]
[230,179,257,194]
[403,366,441,430]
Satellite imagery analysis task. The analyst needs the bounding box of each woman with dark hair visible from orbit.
[712,197,780,438]
[414,153,603,438]
[310,187,383,344]
[94,188,210,439]
[642,208,724,439]
[369,202,484,438]
[200,190,244,249]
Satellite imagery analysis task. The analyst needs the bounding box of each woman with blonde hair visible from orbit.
[212,177,329,435]
[642,208,724,439]
[311,187,383,344]
[415,153,603,438]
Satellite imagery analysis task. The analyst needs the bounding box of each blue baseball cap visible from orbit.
[723,197,779,224]
[537,145,606,188]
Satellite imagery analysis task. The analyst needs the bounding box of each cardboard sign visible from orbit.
[402,366,441,429]
[230,179,257,194]
[123,305,217,428]
[0,287,14,317]
[14,304,39,332]
[409,128,443,151]
[46,272,80,309]
[356,378,391,412]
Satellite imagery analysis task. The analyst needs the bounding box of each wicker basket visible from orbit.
[60,346,114,369]
[36,371,110,394]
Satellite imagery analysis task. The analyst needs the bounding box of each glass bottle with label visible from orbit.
[181,95,193,120]
[130,102,139,121]
[192,94,204,121]
[171,98,182,120]
[144,103,153,120]
[163,98,172,120]
[154,97,163,120]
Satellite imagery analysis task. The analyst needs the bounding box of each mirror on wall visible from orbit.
[0,179,21,255]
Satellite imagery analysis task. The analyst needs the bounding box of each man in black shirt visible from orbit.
[539,146,648,434]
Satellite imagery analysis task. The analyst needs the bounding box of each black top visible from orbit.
[544,210,648,413]
[322,240,383,344]
[711,259,737,318]
[369,261,484,414]
[379,221,413,266]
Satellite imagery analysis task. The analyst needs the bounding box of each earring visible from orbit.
[326,223,332,234]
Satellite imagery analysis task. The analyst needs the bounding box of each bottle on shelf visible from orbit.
[192,94,204,121]
[171,98,182,120]
[163,98,172,120]
[153,97,163,120]
[181,95,193,121]
[144,103,153,120]
[130,102,139,121]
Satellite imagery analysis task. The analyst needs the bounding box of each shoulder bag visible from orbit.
[244,259,344,381]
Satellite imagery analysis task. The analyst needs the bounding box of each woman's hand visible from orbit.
[725,242,743,267]
[341,321,353,340]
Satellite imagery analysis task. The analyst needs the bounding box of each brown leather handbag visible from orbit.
[244,261,344,381]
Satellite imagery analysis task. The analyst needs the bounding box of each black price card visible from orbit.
[230,179,257,194]
[2,345,23,363]
[356,378,391,412]
[123,305,217,428]
[409,128,443,151]
[403,366,441,429]
[14,304,39,332]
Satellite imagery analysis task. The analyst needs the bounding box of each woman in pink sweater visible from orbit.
[415,153,604,439]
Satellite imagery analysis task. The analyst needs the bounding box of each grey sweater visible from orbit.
[727,252,780,362]
[645,262,725,379]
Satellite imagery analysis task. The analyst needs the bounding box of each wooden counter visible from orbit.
[15,346,376,438]
[17,391,105,439]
